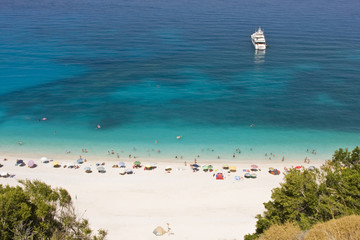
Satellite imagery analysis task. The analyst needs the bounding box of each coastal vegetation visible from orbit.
[245,146,360,240]
[0,180,107,240]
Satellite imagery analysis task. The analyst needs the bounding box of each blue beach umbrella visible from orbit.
[119,162,126,168]
[77,158,83,164]
[16,159,24,165]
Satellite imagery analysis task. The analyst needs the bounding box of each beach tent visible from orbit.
[119,162,126,168]
[216,172,224,180]
[153,226,166,236]
[77,158,83,164]
[97,166,106,173]
[28,160,36,168]
[230,166,237,172]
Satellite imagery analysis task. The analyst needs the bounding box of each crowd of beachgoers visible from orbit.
[0,154,316,180]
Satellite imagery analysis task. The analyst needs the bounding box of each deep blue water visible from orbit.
[0,0,359,161]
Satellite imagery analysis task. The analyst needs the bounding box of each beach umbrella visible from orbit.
[165,166,172,171]
[273,169,280,175]
[28,160,35,168]
[153,226,166,236]
[192,164,200,168]
[126,169,133,174]
[202,165,209,171]
[16,159,24,165]
[250,173,257,178]
[77,158,83,164]
[119,169,126,175]
[208,165,213,169]
[222,165,229,169]
[119,162,126,168]
[0,172,9,178]
[308,166,315,170]
[144,165,152,170]
[97,166,106,173]
[229,166,237,172]
[151,163,157,169]
[295,166,302,170]
[134,161,141,166]
[269,167,274,171]
[251,168,258,172]
[244,173,251,178]
[84,167,91,172]
[235,176,241,181]
[53,161,61,168]
[251,164,258,169]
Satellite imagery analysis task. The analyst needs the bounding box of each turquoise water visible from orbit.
[0,0,359,162]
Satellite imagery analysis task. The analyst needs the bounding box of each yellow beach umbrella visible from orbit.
[52,161,60,166]
[230,166,237,172]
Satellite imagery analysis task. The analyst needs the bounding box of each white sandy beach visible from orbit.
[0,155,323,240]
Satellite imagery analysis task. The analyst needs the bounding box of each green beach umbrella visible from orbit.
[208,165,213,169]
[134,161,141,166]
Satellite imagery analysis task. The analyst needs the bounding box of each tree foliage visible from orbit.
[0,180,107,240]
[245,146,360,240]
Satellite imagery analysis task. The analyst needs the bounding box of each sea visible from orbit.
[0,0,359,162]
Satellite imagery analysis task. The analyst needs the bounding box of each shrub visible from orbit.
[245,146,360,239]
[0,179,107,240]
[305,215,360,240]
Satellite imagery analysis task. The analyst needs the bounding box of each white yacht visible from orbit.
[251,27,267,50]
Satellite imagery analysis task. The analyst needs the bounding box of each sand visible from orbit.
[0,156,323,240]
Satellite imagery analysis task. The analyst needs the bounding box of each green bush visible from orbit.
[0,180,107,240]
[245,146,360,239]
